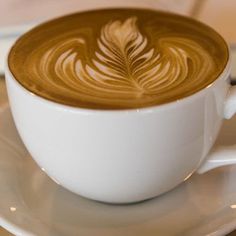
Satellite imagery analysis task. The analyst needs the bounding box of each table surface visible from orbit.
[1,0,236,235]
[0,77,13,236]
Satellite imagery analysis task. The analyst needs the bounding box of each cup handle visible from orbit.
[197,85,236,174]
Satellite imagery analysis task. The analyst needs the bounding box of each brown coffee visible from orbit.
[8,8,229,109]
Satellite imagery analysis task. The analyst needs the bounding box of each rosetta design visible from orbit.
[24,14,217,108]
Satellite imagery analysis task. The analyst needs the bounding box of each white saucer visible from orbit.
[1,105,236,236]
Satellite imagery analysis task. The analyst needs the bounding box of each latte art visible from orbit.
[9,9,228,109]
[37,17,214,104]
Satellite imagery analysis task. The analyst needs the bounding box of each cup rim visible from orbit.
[5,8,232,114]
[5,57,231,114]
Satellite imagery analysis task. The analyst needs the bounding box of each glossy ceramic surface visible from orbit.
[1,105,236,235]
[6,56,236,203]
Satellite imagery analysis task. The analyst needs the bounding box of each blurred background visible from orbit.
[1,0,236,75]
[1,0,236,39]
[0,0,199,26]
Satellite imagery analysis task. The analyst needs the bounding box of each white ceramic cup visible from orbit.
[5,34,236,204]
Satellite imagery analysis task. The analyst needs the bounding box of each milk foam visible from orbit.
[9,9,228,109]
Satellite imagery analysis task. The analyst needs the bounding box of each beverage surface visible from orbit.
[8,8,229,109]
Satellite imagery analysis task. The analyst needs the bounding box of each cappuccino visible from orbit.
[8,8,228,109]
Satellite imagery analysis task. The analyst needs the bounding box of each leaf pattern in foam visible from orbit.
[76,17,167,95]
[35,16,215,107]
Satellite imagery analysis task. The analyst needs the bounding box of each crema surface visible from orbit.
[9,8,229,109]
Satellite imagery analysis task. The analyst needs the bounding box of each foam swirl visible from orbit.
[10,9,228,109]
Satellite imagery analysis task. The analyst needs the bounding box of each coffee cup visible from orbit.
[5,8,236,203]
